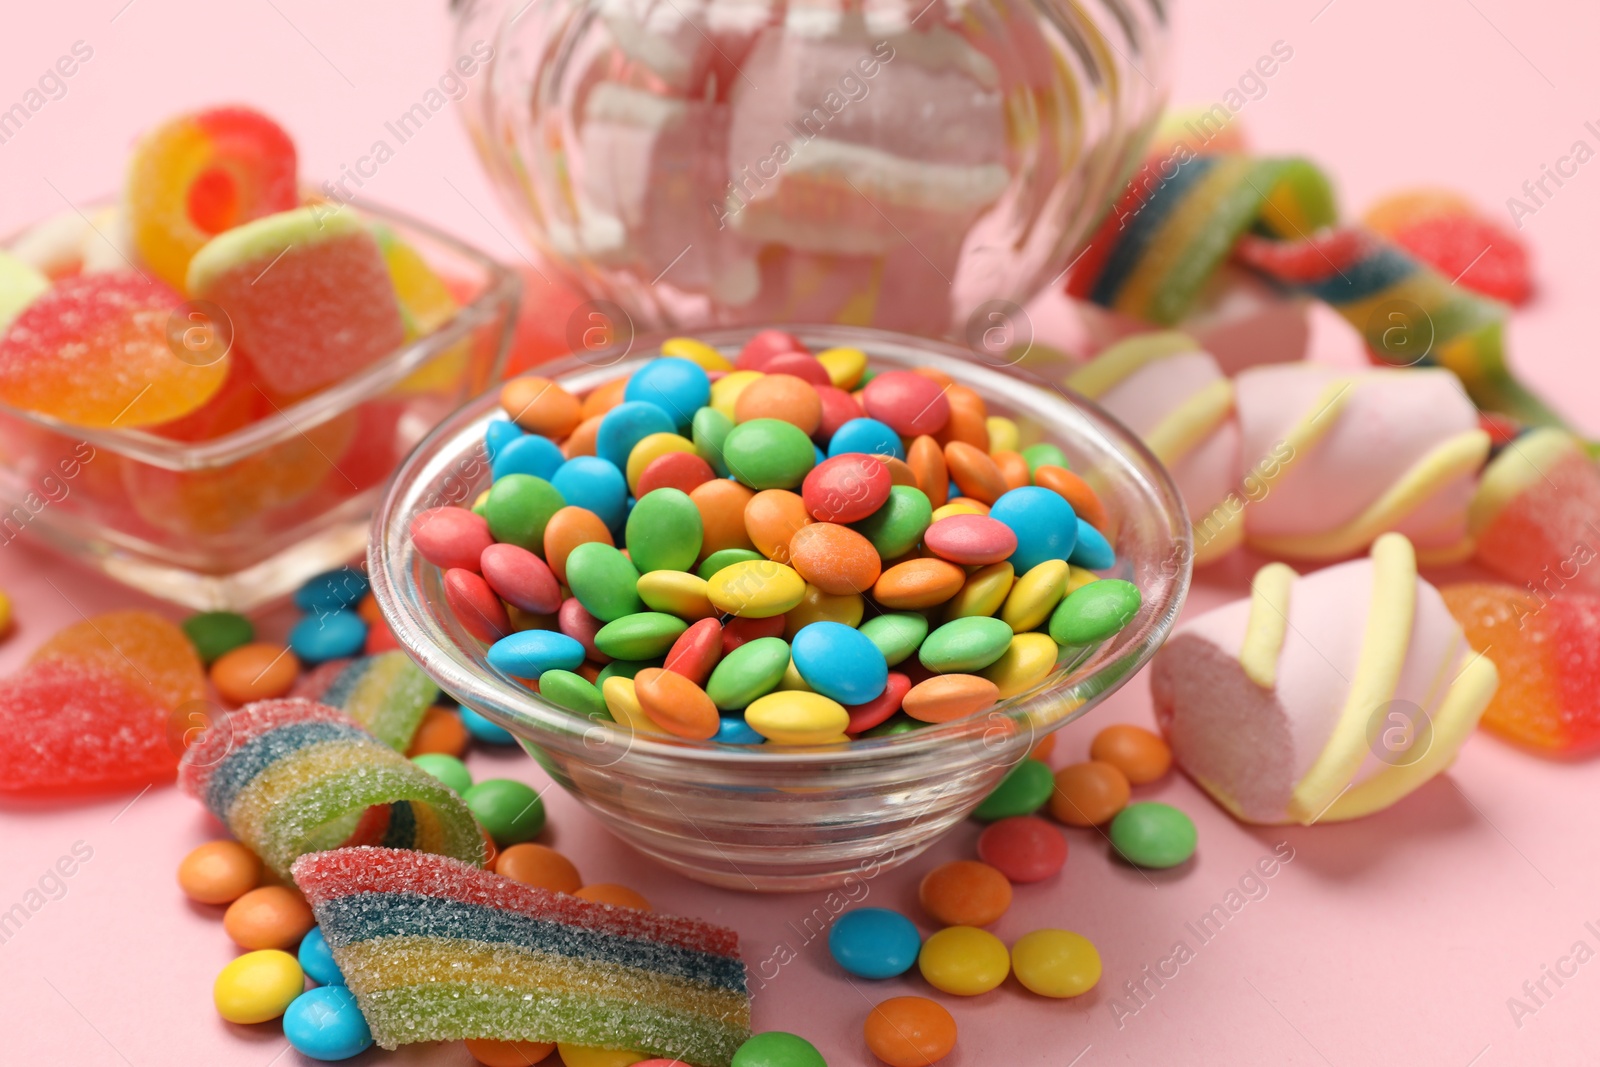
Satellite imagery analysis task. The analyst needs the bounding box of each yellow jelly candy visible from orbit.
[1011,929,1102,998]
[213,949,303,1024]
[744,691,849,744]
[706,560,805,618]
[918,926,1010,995]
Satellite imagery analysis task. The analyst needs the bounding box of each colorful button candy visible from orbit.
[917,926,1010,996]
[829,908,922,980]
[1010,929,1101,998]
[214,949,304,1024]
[864,996,957,1067]
[1109,802,1197,869]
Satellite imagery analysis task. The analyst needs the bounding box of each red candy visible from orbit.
[1390,214,1532,305]
[557,597,609,663]
[480,543,562,615]
[815,384,866,441]
[664,618,723,686]
[845,672,911,734]
[637,451,716,496]
[802,454,892,524]
[411,508,495,572]
[444,568,512,643]
[721,614,785,654]
[762,352,832,386]
[735,329,806,370]
[862,370,950,436]
[976,815,1067,883]
[923,514,1018,566]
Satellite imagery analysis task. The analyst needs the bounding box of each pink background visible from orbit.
[4,1,1600,1064]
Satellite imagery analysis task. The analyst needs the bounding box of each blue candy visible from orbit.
[298,925,344,986]
[596,401,676,470]
[989,486,1079,572]
[828,418,904,460]
[1068,517,1116,570]
[491,432,565,482]
[288,611,367,665]
[829,907,922,979]
[486,630,586,678]
[283,986,373,1061]
[293,567,368,612]
[791,621,888,705]
[551,455,629,531]
[624,357,710,427]
[715,715,765,745]
[484,418,523,462]
[459,706,517,744]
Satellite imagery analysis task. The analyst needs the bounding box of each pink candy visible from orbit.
[480,542,562,614]
[411,507,494,572]
[924,514,1019,566]
[862,370,951,436]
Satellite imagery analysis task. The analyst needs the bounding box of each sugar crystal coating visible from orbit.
[0,660,176,793]
[30,609,206,710]
[319,651,440,751]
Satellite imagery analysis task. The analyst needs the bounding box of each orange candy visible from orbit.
[574,883,652,911]
[992,449,1031,492]
[543,506,614,585]
[744,489,812,564]
[787,523,881,595]
[1034,466,1111,535]
[902,674,1000,723]
[562,415,603,458]
[943,442,1008,505]
[210,643,301,705]
[222,885,315,950]
[690,480,757,556]
[407,705,470,757]
[501,376,583,439]
[1030,732,1057,763]
[873,559,966,610]
[918,860,1012,927]
[177,840,262,905]
[906,436,948,508]
[1049,761,1131,826]
[864,996,958,1067]
[357,592,384,627]
[877,455,919,489]
[465,1038,557,1066]
[495,843,582,893]
[32,610,206,710]
[579,377,628,421]
[734,373,822,435]
[1089,724,1172,785]
[933,385,988,450]
[633,668,719,739]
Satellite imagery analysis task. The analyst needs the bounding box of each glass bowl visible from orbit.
[371,325,1190,891]
[453,0,1168,337]
[0,202,518,611]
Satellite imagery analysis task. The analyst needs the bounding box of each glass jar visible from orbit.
[454,0,1168,339]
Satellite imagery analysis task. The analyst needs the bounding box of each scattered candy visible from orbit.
[731,1031,827,1067]
[1088,724,1172,785]
[463,778,546,846]
[410,752,472,794]
[182,611,255,665]
[223,884,316,950]
[971,759,1053,820]
[214,949,303,1024]
[298,925,345,986]
[1048,761,1130,827]
[283,985,374,1061]
[917,926,1009,996]
[1108,802,1197,869]
[918,860,1012,928]
[211,643,300,704]
[495,842,581,892]
[573,884,652,911]
[976,817,1067,884]
[466,1038,558,1067]
[829,908,922,980]
[178,840,263,905]
[1010,929,1101,998]
[863,997,957,1067]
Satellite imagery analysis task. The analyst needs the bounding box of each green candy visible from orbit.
[691,407,733,477]
[1110,802,1197,869]
[697,547,765,580]
[721,418,816,490]
[705,636,790,710]
[972,758,1053,820]
[462,778,545,846]
[858,612,930,666]
[1049,579,1142,646]
[564,542,642,621]
[410,753,472,795]
[1022,442,1070,474]
[182,611,254,664]
[594,659,656,687]
[862,715,924,738]
[536,669,609,720]
[593,612,688,660]
[484,473,565,551]
[731,1031,826,1067]
[851,485,932,559]
[919,616,1014,673]
[626,488,703,573]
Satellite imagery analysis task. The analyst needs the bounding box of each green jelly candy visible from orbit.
[698,548,764,580]
[564,542,642,621]
[919,616,1014,673]
[462,778,545,846]
[705,636,790,710]
[851,485,932,559]
[1022,442,1069,475]
[594,612,688,660]
[863,715,924,738]
[732,1031,827,1067]
[595,659,656,687]
[721,418,816,490]
[626,488,703,573]
[411,753,472,795]
[484,473,565,551]
[536,669,609,720]
[972,758,1054,820]
[1110,802,1197,869]
[692,407,733,477]
[858,612,930,667]
[182,611,254,664]
[1050,579,1142,646]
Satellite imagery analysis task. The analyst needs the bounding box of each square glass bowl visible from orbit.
[371,326,1192,891]
[0,204,517,610]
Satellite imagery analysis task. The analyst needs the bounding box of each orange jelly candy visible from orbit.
[31,610,205,710]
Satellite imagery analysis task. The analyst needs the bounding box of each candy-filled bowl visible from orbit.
[371,326,1190,891]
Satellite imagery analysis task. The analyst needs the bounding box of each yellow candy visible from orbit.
[710,371,763,421]
[1011,929,1102,998]
[816,346,867,389]
[777,659,813,692]
[557,1044,650,1067]
[601,677,662,734]
[944,562,1015,620]
[918,926,1010,995]
[1066,565,1101,594]
[932,500,987,522]
[637,570,717,620]
[783,584,865,637]
[745,691,849,744]
[986,416,1020,453]
[625,432,698,495]
[1001,560,1071,632]
[660,336,733,372]
[706,560,805,618]
[213,949,303,1024]
[982,632,1060,698]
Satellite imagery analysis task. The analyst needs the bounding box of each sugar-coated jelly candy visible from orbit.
[0,249,49,331]
[31,609,206,711]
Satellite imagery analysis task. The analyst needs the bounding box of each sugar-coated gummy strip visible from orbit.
[202,718,369,816]
[321,652,439,751]
[179,698,349,797]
